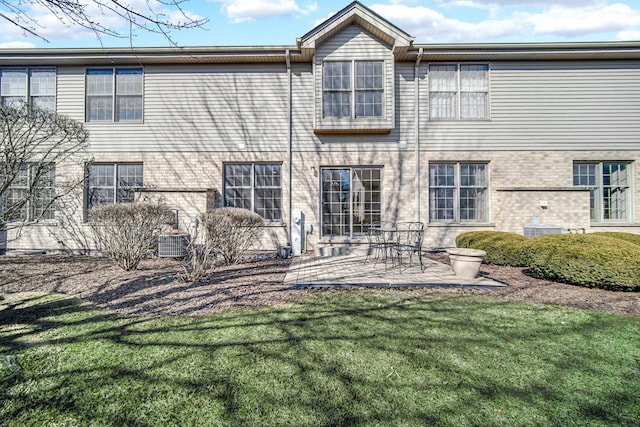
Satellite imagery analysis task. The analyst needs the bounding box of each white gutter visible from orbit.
[414,47,423,222]
[286,49,293,243]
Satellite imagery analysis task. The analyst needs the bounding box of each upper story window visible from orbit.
[86,68,143,122]
[573,161,632,223]
[323,61,383,118]
[0,68,56,112]
[429,64,489,120]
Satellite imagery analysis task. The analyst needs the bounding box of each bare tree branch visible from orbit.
[0,0,208,44]
[1,103,89,234]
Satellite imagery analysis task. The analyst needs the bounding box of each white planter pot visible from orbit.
[447,248,486,279]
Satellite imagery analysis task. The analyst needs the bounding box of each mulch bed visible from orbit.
[1,253,638,317]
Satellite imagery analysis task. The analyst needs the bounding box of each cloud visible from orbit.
[314,11,338,28]
[438,0,602,6]
[370,3,519,42]
[371,1,640,42]
[616,30,640,40]
[213,0,317,23]
[0,41,36,48]
[527,3,640,37]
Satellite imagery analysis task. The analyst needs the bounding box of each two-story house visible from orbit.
[3,1,640,254]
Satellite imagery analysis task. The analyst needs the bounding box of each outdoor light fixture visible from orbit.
[398,140,407,149]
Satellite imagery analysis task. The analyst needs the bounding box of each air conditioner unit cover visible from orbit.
[158,234,189,257]
[523,224,563,238]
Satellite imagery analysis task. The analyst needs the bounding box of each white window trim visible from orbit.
[0,67,57,111]
[322,59,386,120]
[319,166,384,239]
[429,162,490,224]
[85,67,144,123]
[3,163,56,223]
[223,162,283,223]
[428,63,490,121]
[85,163,144,218]
[574,161,633,224]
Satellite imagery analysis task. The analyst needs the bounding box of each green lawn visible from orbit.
[1,291,639,426]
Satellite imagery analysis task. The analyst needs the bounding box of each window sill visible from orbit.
[4,219,58,228]
[428,118,491,122]
[428,222,496,227]
[262,221,286,227]
[315,117,394,134]
[317,236,367,244]
[85,120,144,124]
[590,222,639,227]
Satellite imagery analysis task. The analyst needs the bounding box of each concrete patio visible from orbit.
[284,253,506,289]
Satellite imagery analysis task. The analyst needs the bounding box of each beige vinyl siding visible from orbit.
[85,64,289,152]
[395,62,416,147]
[316,25,393,59]
[56,66,85,120]
[421,60,640,151]
[314,25,395,132]
[291,64,315,149]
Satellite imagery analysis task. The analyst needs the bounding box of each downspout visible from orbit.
[414,48,423,222]
[286,49,293,244]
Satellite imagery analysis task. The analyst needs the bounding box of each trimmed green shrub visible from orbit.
[592,232,640,247]
[455,231,531,266]
[202,207,264,265]
[528,234,640,291]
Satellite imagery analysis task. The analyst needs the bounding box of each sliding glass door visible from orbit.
[321,167,382,237]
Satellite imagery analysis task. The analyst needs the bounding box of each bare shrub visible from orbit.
[202,207,264,265]
[89,201,168,271]
[181,219,214,282]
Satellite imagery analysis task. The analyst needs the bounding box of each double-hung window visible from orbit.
[429,162,488,223]
[323,61,384,118]
[429,64,489,120]
[86,163,143,210]
[224,163,282,221]
[2,163,55,222]
[0,68,56,111]
[573,162,632,222]
[86,68,143,122]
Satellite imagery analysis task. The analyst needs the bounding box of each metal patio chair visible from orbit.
[364,221,396,269]
[393,222,425,272]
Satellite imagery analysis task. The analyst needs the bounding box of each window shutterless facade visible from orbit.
[573,161,632,222]
[86,68,143,122]
[428,64,489,120]
[86,163,143,210]
[429,162,488,223]
[320,167,382,237]
[2,163,55,222]
[323,61,384,118]
[0,68,56,111]
[223,163,282,221]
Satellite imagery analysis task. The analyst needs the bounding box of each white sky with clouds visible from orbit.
[2,0,640,48]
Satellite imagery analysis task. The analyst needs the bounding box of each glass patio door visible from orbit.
[320,167,382,237]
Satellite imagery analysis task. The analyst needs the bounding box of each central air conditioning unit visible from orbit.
[523,223,563,237]
[158,233,189,258]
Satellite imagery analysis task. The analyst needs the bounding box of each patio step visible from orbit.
[314,244,369,257]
